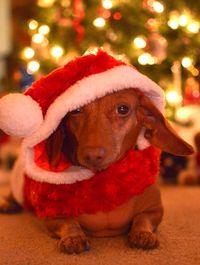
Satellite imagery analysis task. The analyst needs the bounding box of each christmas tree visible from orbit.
[8,0,200,120]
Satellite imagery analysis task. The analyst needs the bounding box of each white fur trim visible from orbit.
[21,65,165,185]
[24,145,94,184]
[0,94,43,137]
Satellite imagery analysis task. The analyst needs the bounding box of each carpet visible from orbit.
[0,185,200,265]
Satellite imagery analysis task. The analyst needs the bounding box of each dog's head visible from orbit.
[46,88,194,173]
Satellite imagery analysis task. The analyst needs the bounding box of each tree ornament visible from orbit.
[146,33,167,63]
[12,68,34,90]
[146,18,158,32]
[183,77,200,105]
[113,12,122,20]
[72,0,85,46]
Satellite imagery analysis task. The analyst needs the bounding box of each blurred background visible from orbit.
[0,0,200,185]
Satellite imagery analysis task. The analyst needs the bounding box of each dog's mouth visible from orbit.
[78,161,111,173]
[82,164,108,173]
[90,164,110,173]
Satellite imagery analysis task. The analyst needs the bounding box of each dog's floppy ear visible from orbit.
[136,95,194,155]
[46,123,65,167]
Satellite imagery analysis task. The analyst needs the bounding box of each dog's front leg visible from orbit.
[128,207,163,250]
[45,217,90,254]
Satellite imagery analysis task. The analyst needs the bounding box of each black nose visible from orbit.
[83,147,106,167]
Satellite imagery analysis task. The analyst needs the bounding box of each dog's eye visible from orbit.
[117,105,130,116]
[70,108,82,115]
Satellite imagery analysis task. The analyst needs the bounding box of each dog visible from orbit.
[0,133,20,184]
[0,88,193,254]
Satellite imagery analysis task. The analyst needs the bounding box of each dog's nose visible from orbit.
[83,147,106,167]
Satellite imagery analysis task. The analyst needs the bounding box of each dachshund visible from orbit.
[0,88,193,254]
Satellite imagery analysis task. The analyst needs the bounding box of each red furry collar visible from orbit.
[24,146,160,218]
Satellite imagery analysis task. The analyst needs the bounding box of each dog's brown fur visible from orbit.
[0,88,193,254]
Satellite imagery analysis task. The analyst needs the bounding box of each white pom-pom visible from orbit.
[0,93,43,137]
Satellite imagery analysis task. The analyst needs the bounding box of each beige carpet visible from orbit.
[0,185,200,265]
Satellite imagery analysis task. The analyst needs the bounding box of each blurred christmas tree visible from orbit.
[8,0,200,120]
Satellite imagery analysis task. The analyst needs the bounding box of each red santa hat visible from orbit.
[0,49,164,150]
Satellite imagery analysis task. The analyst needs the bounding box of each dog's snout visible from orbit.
[83,147,106,168]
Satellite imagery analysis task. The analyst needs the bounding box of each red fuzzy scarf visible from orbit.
[24,146,160,218]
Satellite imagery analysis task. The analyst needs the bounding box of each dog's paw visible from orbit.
[0,196,22,214]
[128,230,159,250]
[58,235,90,254]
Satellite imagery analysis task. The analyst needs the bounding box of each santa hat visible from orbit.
[0,49,164,150]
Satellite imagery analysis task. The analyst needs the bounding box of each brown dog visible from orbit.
[0,88,193,254]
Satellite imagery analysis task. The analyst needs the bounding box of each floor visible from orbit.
[0,185,200,265]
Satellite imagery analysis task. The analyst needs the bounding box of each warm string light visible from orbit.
[27,60,40,73]
[181,57,199,76]
[168,11,199,34]
[152,1,164,13]
[37,0,56,7]
[187,22,199,33]
[138,53,156,65]
[28,19,50,47]
[22,47,35,59]
[28,19,38,30]
[32,33,45,44]
[93,17,106,27]
[38,25,50,35]
[168,19,179,29]
[146,0,164,13]
[133,36,146,48]
[166,90,182,106]
[178,15,188,26]
[175,107,190,123]
[168,12,184,30]
[50,45,64,59]
[102,0,113,9]
[181,57,192,68]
